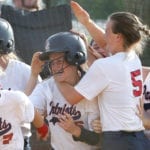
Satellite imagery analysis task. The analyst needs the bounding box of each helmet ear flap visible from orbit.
[65,51,85,66]
[0,39,14,54]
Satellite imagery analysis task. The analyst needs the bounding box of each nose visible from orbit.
[49,60,63,73]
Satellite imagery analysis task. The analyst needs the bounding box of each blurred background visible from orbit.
[0,0,149,150]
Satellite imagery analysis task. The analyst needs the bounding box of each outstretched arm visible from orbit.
[71,1,106,49]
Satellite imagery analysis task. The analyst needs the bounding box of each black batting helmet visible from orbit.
[0,18,15,54]
[39,32,87,66]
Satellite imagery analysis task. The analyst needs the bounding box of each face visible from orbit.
[105,20,119,54]
[23,0,37,8]
[48,52,78,83]
[91,40,109,57]
[13,0,22,8]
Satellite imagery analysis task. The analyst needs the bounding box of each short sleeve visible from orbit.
[75,60,109,100]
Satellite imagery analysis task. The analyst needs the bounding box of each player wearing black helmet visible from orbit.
[0,18,15,54]
[0,18,42,150]
[29,31,100,150]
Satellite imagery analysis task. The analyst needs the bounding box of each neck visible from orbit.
[67,72,80,86]
[0,56,9,70]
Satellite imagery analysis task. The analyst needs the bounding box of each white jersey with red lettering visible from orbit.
[75,51,144,131]
[143,72,150,139]
[0,59,32,138]
[0,59,41,138]
[29,77,99,150]
[0,90,34,150]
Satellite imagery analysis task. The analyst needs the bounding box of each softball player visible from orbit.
[0,17,41,150]
[0,89,34,150]
[29,32,100,150]
[56,1,150,150]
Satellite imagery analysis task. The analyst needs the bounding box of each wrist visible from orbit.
[71,125,81,137]
[37,123,48,138]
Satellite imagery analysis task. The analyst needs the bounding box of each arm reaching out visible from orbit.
[71,1,106,48]
[56,81,84,105]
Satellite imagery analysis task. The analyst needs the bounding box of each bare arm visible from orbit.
[32,108,49,140]
[57,82,84,105]
[24,52,45,95]
[71,1,106,49]
[32,108,44,128]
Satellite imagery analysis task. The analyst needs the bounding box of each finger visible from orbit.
[63,112,72,120]
[58,114,67,122]
[92,119,100,124]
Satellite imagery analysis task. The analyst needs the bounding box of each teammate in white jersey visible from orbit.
[0,89,34,150]
[29,31,100,150]
[0,87,48,150]
[56,1,150,150]
[0,17,42,150]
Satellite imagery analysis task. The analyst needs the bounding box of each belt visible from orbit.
[102,130,144,137]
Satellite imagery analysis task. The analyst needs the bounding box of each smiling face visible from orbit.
[48,52,79,84]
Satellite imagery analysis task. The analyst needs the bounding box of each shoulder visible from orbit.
[10,59,31,70]
[0,90,28,105]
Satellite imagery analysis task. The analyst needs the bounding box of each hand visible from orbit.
[31,52,45,77]
[91,118,102,133]
[58,112,81,137]
[70,30,88,47]
[88,46,104,59]
[71,1,90,26]
[136,98,144,121]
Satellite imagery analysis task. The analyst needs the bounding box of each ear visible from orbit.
[116,33,123,42]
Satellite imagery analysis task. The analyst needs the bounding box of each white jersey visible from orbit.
[0,59,32,137]
[143,72,150,139]
[0,90,34,150]
[29,77,99,150]
[75,51,144,132]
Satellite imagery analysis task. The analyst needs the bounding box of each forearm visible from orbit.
[24,73,38,96]
[83,19,106,49]
[57,82,83,105]
[32,108,44,128]
[73,127,100,145]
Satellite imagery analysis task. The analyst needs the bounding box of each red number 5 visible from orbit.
[130,69,142,97]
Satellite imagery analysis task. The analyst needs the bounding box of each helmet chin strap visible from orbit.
[50,64,70,76]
